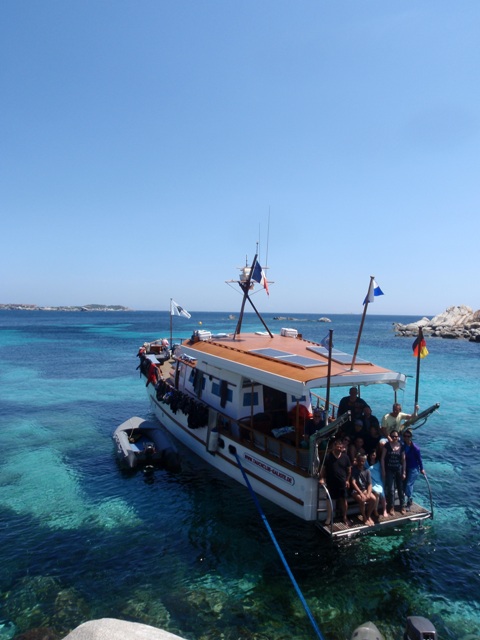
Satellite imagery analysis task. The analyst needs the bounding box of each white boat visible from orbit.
[113,416,180,470]
[138,255,438,537]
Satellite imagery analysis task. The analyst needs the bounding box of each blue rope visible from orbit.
[233,451,326,640]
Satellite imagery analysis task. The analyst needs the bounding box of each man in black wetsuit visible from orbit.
[338,387,367,436]
[320,437,352,526]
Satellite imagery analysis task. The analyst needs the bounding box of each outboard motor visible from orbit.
[144,443,156,461]
[404,617,437,640]
[143,444,156,481]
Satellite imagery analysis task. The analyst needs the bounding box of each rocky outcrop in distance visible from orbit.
[394,305,480,342]
[272,316,331,322]
[0,303,132,312]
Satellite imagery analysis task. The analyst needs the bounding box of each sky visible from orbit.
[1,1,479,316]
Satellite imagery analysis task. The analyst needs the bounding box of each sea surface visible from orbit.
[0,310,479,640]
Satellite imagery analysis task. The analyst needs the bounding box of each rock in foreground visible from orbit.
[62,619,186,640]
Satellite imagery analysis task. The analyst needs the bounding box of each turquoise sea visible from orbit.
[0,310,479,640]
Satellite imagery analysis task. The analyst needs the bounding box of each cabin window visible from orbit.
[243,392,259,407]
[291,394,307,403]
[212,381,233,403]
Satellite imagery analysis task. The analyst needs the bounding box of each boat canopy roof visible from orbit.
[179,332,406,397]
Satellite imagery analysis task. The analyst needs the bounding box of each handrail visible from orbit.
[319,483,334,536]
[404,402,440,430]
[311,391,339,413]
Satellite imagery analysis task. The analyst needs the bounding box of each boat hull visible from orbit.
[146,387,320,521]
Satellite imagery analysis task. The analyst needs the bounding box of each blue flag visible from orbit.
[363,279,384,304]
[320,333,333,350]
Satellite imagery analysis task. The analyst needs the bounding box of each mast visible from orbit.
[350,276,374,371]
[414,326,424,407]
[233,254,273,339]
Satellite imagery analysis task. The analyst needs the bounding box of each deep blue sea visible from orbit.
[1,310,479,640]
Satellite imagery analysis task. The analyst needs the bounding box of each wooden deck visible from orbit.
[317,502,432,538]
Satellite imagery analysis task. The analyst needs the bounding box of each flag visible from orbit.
[412,329,428,358]
[171,299,191,319]
[320,333,333,350]
[364,279,384,304]
[251,259,269,295]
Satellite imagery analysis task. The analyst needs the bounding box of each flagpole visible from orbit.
[350,276,374,371]
[324,329,333,417]
[169,298,173,347]
[414,326,423,407]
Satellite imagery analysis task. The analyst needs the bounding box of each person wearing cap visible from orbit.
[402,429,425,510]
[352,418,367,441]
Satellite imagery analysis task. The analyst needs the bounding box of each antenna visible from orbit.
[265,207,271,267]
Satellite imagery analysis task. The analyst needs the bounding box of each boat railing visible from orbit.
[218,414,310,473]
[310,391,339,418]
[318,483,335,536]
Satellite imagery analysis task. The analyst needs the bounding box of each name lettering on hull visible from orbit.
[244,453,295,486]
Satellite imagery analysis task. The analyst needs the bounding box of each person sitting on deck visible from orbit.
[351,454,376,526]
[366,450,387,518]
[320,437,352,527]
[402,429,426,510]
[381,403,416,439]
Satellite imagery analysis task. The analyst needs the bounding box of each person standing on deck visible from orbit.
[381,403,416,439]
[320,437,352,526]
[362,405,380,432]
[338,387,367,436]
[402,429,426,510]
[381,430,406,515]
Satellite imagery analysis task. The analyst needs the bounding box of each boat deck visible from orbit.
[317,502,432,538]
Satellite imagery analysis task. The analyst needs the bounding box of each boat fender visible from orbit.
[206,428,219,453]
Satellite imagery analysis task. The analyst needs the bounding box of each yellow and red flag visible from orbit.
[412,328,429,358]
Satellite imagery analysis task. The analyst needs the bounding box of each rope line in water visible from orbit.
[233,451,326,640]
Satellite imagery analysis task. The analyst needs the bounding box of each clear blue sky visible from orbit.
[2,1,479,316]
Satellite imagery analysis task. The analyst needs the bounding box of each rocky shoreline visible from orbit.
[394,305,480,342]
